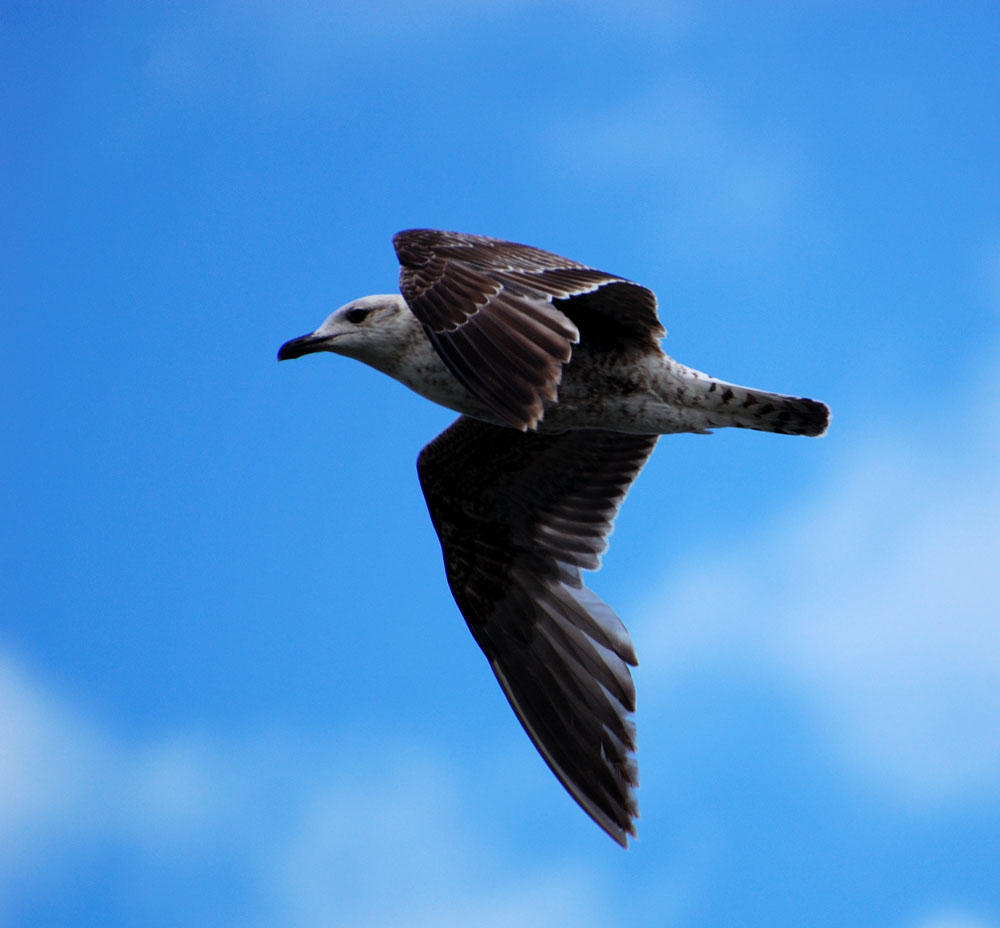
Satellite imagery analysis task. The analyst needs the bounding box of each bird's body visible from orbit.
[286,292,825,438]
[278,229,829,846]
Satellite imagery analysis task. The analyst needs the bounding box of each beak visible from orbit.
[277,333,329,361]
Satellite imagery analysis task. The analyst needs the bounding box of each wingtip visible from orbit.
[489,658,640,850]
[608,807,638,849]
[598,796,638,849]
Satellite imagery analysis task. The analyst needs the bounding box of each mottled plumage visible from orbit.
[277,229,830,846]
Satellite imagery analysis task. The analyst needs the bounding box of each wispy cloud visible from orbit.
[144,0,692,99]
[636,331,1000,803]
[272,767,603,927]
[546,82,811,257]
[0,657,108,923]
[913,913,998,928]
[0,651,610,928]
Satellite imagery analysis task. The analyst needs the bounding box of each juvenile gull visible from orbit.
[278,229,830,846]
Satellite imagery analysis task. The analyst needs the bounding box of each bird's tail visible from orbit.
[676,366,830,437]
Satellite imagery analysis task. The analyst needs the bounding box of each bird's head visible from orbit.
[277,294,414,374]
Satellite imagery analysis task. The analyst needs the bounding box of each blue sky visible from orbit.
[4,2,1000,926]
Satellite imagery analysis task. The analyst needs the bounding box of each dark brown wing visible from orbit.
[417,416,658,846]
[395,229,665,431]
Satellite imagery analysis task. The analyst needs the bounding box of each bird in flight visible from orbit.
[278,229,829,846]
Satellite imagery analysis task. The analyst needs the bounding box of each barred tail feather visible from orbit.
[679,367,830,437]
[732,387,830,436]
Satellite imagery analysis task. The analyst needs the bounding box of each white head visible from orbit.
[277,294,416,376]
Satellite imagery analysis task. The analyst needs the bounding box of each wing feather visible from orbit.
[417,416,657,846]
[395,229,664,430]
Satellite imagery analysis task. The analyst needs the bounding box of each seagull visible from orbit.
[277,229,829,847]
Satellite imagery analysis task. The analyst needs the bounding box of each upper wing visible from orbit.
[395,229,664,430]
[417,415,658,846]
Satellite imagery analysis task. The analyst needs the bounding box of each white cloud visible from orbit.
[636,344,1000,804]
[0,656,110,914]
[272,764,603,928]
[0,651,608,928]
[912,913,998,928]
[0,656,238,921]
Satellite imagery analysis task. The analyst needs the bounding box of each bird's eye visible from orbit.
[346,307,372,324]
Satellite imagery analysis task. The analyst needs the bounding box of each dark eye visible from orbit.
[346,307,372,324]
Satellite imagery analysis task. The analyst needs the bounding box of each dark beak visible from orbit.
[277,333,327,361]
